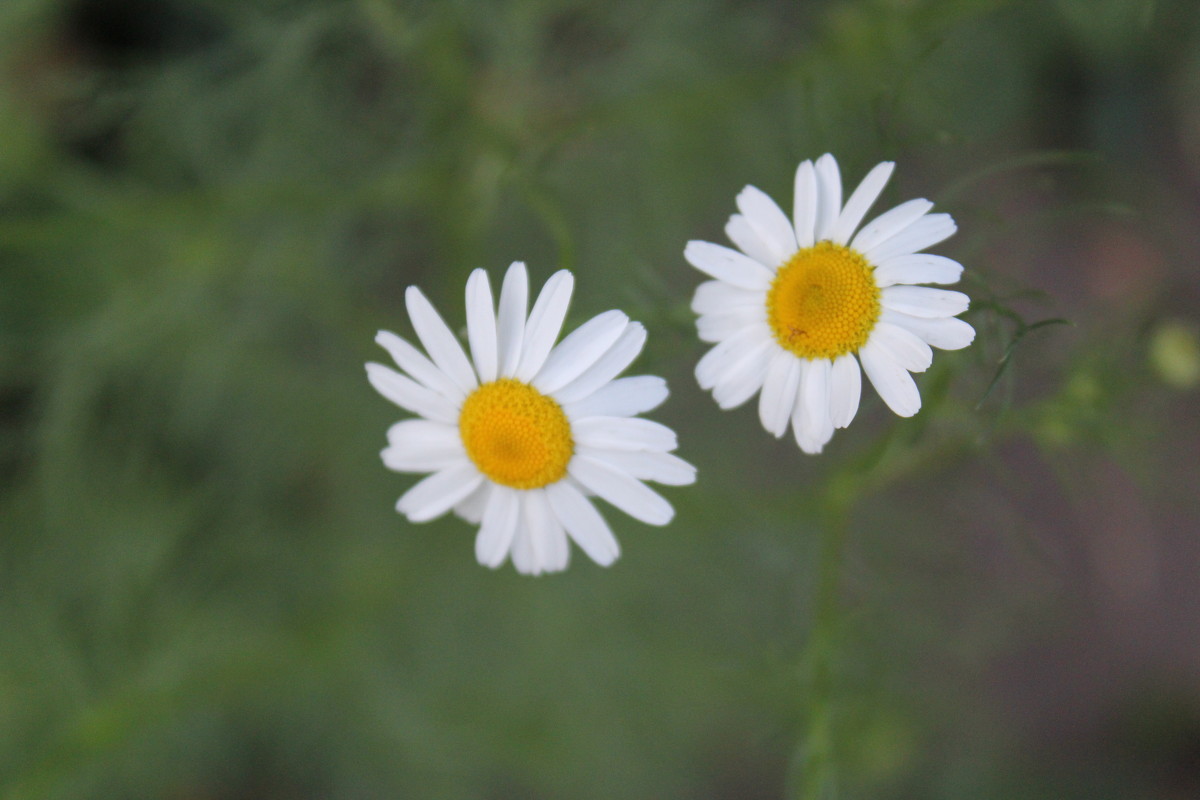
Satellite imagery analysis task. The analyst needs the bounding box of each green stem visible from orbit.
[789,491,852,800]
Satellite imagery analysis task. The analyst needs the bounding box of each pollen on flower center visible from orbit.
[766,241,881,360]
[458,378,574,490]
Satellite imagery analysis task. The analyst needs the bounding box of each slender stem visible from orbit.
[789,490,852,800]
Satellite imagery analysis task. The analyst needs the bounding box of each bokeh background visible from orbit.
[3,0,1200,797]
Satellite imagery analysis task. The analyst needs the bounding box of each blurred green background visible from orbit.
[3,0,1200,797]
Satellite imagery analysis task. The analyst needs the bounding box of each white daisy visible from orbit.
[366,261,696,575]
[686,153,976,454]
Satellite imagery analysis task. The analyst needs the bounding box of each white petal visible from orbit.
[859,338,922,417]
[813,153,842,242]
[562,375,667,419]
[725,213,780,268]
[829,353,862,429]
[572,416,678,452]
[882,308,976,350]
[872,254,964,287]
[405,286,478,394]
[882,286,970,318]
[736,185,797,266]
[793,358,834,455]
[544,481,620,567]
[465,269,498,383]
[396,463,483,523]
[870,321,933,373]
[684,241,775,291]
[553,323,647,405]
[694,324,773,390]
[375,330,464,402]
[533,310,628,394]
[864,214,956,263]
[696,308,761,343]
[580,448,696,486]
[515,270,574,382]
[691,280,762,315]
[793,159,817,248]
[474,485,518,568]
[381,447,462,473]
[568,455,674,526]
[510,521,536,575]
[366,363,458,424]
[829,161,894,245]
[496,262,528,377]
[758,349,801,438]
[382,419,463,472]
[453,480,490,524]
[386,418,459,451]
[523,489,569,574]
[711,336,774,410]
[850,198,934,254]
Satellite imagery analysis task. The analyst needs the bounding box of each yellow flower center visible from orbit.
[458,379,573,490]
[766,241,881,360]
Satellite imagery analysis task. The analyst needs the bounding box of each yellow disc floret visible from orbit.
[459,379,574,490]
[766,241,881,360]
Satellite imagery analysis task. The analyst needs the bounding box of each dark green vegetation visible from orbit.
[2,0,1199,797]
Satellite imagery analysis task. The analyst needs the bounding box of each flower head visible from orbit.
[686,154,975,453]
[367,262,695,575]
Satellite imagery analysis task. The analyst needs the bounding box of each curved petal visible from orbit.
[736,185,797,267]
[568,455,674,526]
[696,308,761,344]
[382,419,463,471]
[405,286,478,394]
[533,310,628,394]
[792,358,834,454]
[850,198,933,254]
[881,285,970,318]
[453,480,490,524]
[860,338,922,417]
[544,480,620,567]
[571,416,678,453]
[515,269,574,381]
[465,269,498,383]
[813,153,843,242]
[366,363,458,424]
[864,213,956,263]
[725,213,781,268]
[829,353,862,429]
[496,262,529,377]
[523,489,569,575]
[872,254,964,287]
[509,520,536,575]
[553,323,647,405]
[580,448,696,486]
[396,463,483,523]
[384,417,458,453]
[881,309,976,350]
[710,336,774,410]
[695,324,773,390]
[375,330,464,402]
[562,375,668,419]
[829,161,894,245]
[793,159,818,248]
[758,349,802,438]
[691,280,762,315]
[474,485,518,568]
[869,321,933,373]
[684,241,775,291]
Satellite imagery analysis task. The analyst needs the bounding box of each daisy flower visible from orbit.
[686,154,976,454]
[366,262,695,575]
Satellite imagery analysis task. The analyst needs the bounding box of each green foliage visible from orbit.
[2,0,1198,798]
